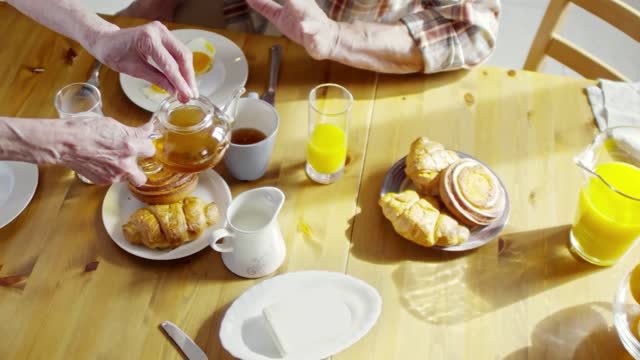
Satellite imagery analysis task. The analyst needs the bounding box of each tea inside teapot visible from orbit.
[150,96,231,173]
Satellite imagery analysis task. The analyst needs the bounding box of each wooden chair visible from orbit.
[524,0,640,82]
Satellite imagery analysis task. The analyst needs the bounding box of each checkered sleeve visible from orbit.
[401,0,500,73]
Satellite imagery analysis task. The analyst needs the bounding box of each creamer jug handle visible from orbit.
[210,228,234,253]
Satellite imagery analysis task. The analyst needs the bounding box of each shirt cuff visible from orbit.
[401,10,497,73]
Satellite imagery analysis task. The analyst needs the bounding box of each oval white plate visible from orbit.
[0,161,38,229]
[380,153,510,252]
[220,271,382,360]
[102,169,231,260]
[120,28,249,112]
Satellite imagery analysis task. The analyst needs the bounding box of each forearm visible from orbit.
[0,118,71,165]
[6,0,118,53]
[329,21,423,74]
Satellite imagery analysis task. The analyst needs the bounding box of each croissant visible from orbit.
[379,190,469,247]
[405,137,460,195]
[123,196,219,249]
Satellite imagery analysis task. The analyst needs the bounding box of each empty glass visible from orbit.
[305,84,353,184]
[54,82,104,183]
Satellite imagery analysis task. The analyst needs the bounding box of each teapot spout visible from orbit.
[220,87,246,121]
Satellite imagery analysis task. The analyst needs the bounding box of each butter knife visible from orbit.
[261,44,282,106]
[78,60,102,97]
[161,321,208,360]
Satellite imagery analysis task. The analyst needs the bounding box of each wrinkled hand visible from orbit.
[59,117,156,186]
[247,0,339,60]
[90,21,198,102]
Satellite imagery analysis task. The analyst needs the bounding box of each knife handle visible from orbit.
[267,44,282,92]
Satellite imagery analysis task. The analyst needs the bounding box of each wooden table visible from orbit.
[0,4,634,359]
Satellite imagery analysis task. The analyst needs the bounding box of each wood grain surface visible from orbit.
[0,3,632,359]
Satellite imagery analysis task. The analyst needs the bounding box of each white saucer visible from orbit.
[220,271,382,360]
[0,161,38,229]
[101,169,231,260]
[120,28,249,112]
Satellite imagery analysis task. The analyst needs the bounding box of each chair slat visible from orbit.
[524,0,571,72]
[524,0,638,81]
[547,34,630,82]
[573,0,640,42]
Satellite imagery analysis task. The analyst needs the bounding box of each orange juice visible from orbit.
[306,123,347,174]
[571,162,640,265]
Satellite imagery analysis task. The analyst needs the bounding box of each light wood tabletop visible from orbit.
[0,3,634,359]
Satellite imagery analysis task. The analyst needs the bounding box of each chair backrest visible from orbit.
[524,0,640,82]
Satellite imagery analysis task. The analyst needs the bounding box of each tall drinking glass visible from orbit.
[54,82,104,184]
[571,126,640,266]
[306,84,353,184]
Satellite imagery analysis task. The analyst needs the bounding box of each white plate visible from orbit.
[0,161,38,229]
[380,153,510,252]
[119,28,249,112]
[220,271,382,360]
[101,169,232,260]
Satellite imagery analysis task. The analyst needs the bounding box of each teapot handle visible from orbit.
[210,228,234,253]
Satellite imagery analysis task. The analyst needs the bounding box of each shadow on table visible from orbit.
[390,225,603,325]
[503,302,631,360]
[195,301,236,359]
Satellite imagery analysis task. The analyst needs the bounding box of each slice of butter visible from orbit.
[262,294,352,357]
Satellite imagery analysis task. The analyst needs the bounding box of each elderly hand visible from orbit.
[89,21,198,102]
[246,0,339,60]
[58,117,156,186]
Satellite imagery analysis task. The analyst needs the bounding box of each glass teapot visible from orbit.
[140,91,242,175]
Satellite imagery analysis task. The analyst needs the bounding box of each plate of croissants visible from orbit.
[102,168,232,260]
[379,137,510,252]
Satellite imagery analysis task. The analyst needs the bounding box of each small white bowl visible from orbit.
[613,271,640,358]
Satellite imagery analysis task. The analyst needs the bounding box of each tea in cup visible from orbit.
[223,95,279,181]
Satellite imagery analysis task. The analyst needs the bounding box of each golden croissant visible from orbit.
[379,190,469,247]
[405,137,460,195]
[123,196,219,249]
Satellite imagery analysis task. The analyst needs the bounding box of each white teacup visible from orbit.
[224,95,279,181]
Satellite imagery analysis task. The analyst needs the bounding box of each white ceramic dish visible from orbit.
[120,29,248,112]
[0,161,38,229]
[101,169,232,260]
[380,153,510,252]
[219,271,382,360]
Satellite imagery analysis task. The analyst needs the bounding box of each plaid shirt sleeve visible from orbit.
[400,0,501,73]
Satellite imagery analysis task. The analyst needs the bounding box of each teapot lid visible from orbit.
[154,95,231,133]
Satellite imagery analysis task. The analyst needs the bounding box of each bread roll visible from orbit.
[439,159,505,226]
[129,167,198,205]
[405,137,460,195]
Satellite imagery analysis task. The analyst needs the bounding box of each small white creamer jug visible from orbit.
[210,187,286,278]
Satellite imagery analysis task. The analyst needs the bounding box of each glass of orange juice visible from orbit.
[571,126,640,266]
[306,84,353,184]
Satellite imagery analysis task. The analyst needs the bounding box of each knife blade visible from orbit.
[161,321,208,360]
[261,44,282,106]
